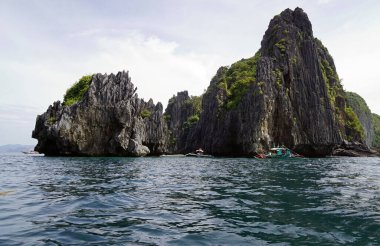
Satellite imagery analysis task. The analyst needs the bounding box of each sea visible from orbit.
[0,153,379,245]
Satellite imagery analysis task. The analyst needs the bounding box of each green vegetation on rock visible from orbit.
[274,69,283,89]
[345,92,371,115]
[345,91,374,145]
[320,58,340,105]
[140,109,152,119]
[47,116,56,125]
[183,115,200,129]
[315,38,328,53]
[185,96,202,116]
[63,75,93,106]
[275,38,287,53]
[216,52,261,110]
[316,39,365,142]
[372,113,380,147]
[345,106,365,141]
[183,95,202,128]
[317,39,340,106]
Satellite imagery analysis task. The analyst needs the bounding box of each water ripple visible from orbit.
[0,154,379,245]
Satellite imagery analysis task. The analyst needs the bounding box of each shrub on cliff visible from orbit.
[185,95,202,116]
[216,52,261,110]
[182,96,202,129]
[183,115,199,129]
[141,109,152,119]
[63,75,93,106]
[346,92,371,115]
[345,106,365,141]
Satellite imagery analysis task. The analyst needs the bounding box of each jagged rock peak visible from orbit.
[273,7,312,35]
[166,7,364,157]
[261,7,313,54]
[32,70,168,156]
[32,8,376,157]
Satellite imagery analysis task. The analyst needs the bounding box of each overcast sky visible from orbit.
[1,0,379,145]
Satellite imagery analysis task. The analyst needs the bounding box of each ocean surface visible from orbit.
[0,154,379,245]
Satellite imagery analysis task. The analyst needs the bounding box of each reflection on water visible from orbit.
[0,154,379,245]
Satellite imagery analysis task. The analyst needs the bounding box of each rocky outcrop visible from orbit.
[164,91,201,153]
[372,113,380,148]
[166,7,364,157]
[345,92,373,147]
[333,140,379,157]
[33,8,375,157]
[32,71,168,156]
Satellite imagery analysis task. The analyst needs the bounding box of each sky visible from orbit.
[0,0,379,145]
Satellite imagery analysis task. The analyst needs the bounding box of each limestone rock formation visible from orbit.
[371,113,380,149]
[33,8,376,157]
[333,140,379,157]
[345,92,373,147]
[164,91,201,153]
[32,71,168,156]
[166,7,365,157]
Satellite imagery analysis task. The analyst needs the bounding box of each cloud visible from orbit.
[1,28,222,107]
[71,30,222,106]
[1,0,380,145]
[322,12,380,114]
[318,0,332,4]
[0,29,222,144]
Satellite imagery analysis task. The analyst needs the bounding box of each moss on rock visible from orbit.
[141,109,152,119]
[63,75,93,106]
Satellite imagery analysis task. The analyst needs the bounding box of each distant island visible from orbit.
[32,7,380,157]
[0,144,35,153]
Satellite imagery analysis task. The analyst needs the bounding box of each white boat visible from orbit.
[22,150,43,155]
[185,153,213,158]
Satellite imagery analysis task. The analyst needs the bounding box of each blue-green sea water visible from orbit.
[0,154,379,245]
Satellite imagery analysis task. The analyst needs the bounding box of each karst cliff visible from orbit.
[32,71,168,156]
[32,7,379,157]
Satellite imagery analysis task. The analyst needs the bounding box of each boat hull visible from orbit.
[185,153,213,158]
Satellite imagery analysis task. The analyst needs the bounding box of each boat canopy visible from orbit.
[270,148,287,151]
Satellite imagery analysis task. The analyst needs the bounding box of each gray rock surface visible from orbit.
[33,8,373,157]
[164,91,201,153]
[32,71,168,156]
[345,91,373,147]
[167,7,364,157]
[333,140,379,157]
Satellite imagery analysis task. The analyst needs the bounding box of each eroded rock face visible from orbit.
[345,92,373,147]
[167,7,362,157]
[164,91,199,153]
[32,71,168,156]
[33,8,372,157]
[333,140,379,157]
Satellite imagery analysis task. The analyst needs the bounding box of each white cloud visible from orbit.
[318,0,332,4]
[77,31,222,106]
[1,0,380,145]
[322,13,380,115]
[0,30,222,144]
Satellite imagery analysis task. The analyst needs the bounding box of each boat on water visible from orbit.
[185,153,213,158]
[186,148,213,158]
[22,150,43,155]
[255,147,303,159]
[160,154,186,157]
